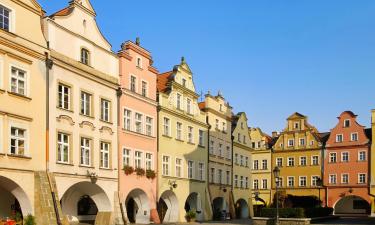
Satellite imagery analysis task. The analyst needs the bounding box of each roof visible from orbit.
[340,111,357,117]
[287,112,307,120]
[50,7,73,17]
[157,71,173,93]
[319,132,331,143]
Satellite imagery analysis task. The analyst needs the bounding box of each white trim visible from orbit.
[358,150,366,161]
[299,156,307,166]
[122,147,132,167]
[287,176,295,187]
[335,134,343,143]
[9,63,30,97]
[287,157,295,167]
[187,160,195,179]
[299,176,307,187]
[198,161,205,181]
[8,120,29,156]
[122,106,155,136]
[287,139,294,147]
[175,157,183,178]
[162,116,171,137]
[141,79,148,97]
[358,173,366,184]
[161,154,171,176]
[0,56,3,89]
[311,155,319,166]
[350,132,359,141]
[129,73,138,92]
[0,2,16,33]
[329,174,337,184]
[341,173,349,184]
[136,56,143,69]
[311,175,320,186]
[329,152,337,163]
[276,157,283,167]
[341,151,349,162]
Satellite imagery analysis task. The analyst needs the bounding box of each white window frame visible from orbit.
[130,75,137,92]
[176,93,182,110]
[0,4,13,32]
[351,132,358,141]
[58,83,71,110]
[276,157,283,167]
[311,155,319,166]
[123,148,131,166]
[261,179,267,189]
[188,160,195,179]
[146,116,153,136]
[163,117,171,136]
[80,91,92,116]
[311,175,320,186]
[253,179,258,190]
[262,159,267,170]
[124,109,132,131]
[186,98,192,114]
[162,155,171,176]
[253,159,259,170]
[329,152,337,163]
[288,139,294,147]
[329,174,337,184]
[175,157,183,178]
[287,176,295,187]
[145,152,153,170]
[358,151,366,161]
[341,152,349,162]
[336,134,343,143]
[141,80,148,97]
[287,157,295,167]
[358,173,366,184]
[188,126,194,143]
[57,132,69,163]
[344,119,350,127]
[134,151,143,169]
[199,129,204,146]
[198,162,205,181]
[210,168,215,183]
[100,141,110,169]
[10,65,27,96]
[80,137,91,166]
[299,156,307,166]
[100,98,110,122]
[299,138,305,146]
[135,113,143,134]
[136,56,143,68]
[341,173,349,184]
[299,176,307,187]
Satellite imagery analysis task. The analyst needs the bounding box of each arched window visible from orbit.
[81,48,90,65]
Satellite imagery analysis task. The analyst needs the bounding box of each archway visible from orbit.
[184,192,203,221]
[60,181,111,224]
[212,197,228,220]
[334,195,370,215]
[125,189,150,224]
[158,190,179,223]
[0,176,32,220]
[235,199,249,219]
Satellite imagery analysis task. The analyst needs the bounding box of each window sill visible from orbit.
[187,142,195,145]
[79,165,95,169]
[162,134,173,139]
[57,107,74,113]
[122,129,155,138]
[0,88,5,94]
[7,154,32,160]
[99,167,113,171]
[56,162,74,166]
[7,91,32,101]
[80,114,95,119]
[198,144,205,148]
[176,138,184,142]
[136,65,143,70]
[99,119,113,125]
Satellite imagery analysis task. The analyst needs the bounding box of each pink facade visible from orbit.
[324,111,371,214]
[118,40,160,224]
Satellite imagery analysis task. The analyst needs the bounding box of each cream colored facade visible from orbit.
[43,0,120,224]
[0,0,48,222]
[157,58,211,222]
[199,93,234,219]
[249,128,272,207]
[370,109,375,216]
[232,113,253,218]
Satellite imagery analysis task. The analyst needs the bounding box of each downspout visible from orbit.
[156,102,161,224]
[231,134,235,219]
[117,87,126,224]
[45,48,62,225]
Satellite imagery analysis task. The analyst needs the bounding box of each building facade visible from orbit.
[0,0,51,223]
[199,93,235,219]
[117,39,159,224]
[371,109,375,216]
[249,127,273,209]
[232,112,253,218]
[43,0,121,224]
[272,113,325,205]
[324,111,371,214]
[157,58,211,223]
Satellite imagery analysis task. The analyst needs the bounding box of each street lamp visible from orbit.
[316,178,323,207]
[273,166,280,225]
[254,191,260,216]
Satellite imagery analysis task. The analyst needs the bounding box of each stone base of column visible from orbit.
[150,208,161,224]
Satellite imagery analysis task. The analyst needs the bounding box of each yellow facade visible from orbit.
[370,110,375,216]
[232,112,253,218]
[249,128,272,207]
[272,113,324,202]
[157,58,211,222]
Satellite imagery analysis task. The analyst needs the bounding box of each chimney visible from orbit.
[272,131,278,138]
[135,37,140,46]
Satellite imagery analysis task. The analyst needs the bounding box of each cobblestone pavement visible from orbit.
[312,217,375,225]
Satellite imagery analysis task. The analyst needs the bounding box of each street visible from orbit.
[313,217,375,225]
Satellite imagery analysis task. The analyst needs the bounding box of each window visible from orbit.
[351,133,358,141]
[123,148,131,166]
[10,127,26,155]
[141,81,147,97]
[199,130,204,146]
[182,78,186,87]
[288,177,294,187]
[235,175,239,187]
[162,156,170,176]
[238,133,241,142]
[219,104,223,112]
[342,174,349,184]
[299,138,305,146]
[210,168,215,183]
[311,176,319,186]
[123,109,132,131]
[198,163,204,181]
[310,140,314,146]
[135,113,143,133]
[187,99,192,114]
[175,158,182,177]
[226,146,231,159]
[0,6,10,31]
[58,84,71,110]
[329,174,337,184]
[210,140,214,154]
[287,157,294,167]
[215,119,219,129]
[252,142,256,149]
[277,177,283,187]
[240,155,244,166]
[235,153,239,164]
[299,176,307,187]
[176,122,182,140]
[243,135,246,144]
[341,152,349,162]
[136,57,142,68]
[253,159,259,170]
[130,76,136,92]
[344,119,350,128]
[245,157,249,167]
[312,156,319,165]
[176,93,182,110]
[218,144,223,157]
[146,117,153,136]
[300,156,307,166]
[100,142,110,169]
[80,92,92,116]
[226,171,230,185]
[163,117,170,136]
[262,179,267,189]
[57,132,69,163]
[294,122,300,129]
[80,137,91,166]
[276,158,283,167]
[262,159,267,170]
[246,177,249,189]
[288,139,294,147]
[218,169,223,184]
[253,179,259,190]
[336,134,343,143]
[241,122,244,129]
[80,48,89,65]
[11,67,26,95]
[329,153,337,163]
[146,153,152,170]
[359,151,366,161]
[240,176,244,188]
[223,122,226,132]
[188,161,194,179]
[358,173,366,184]
[188,126,194,143]
[134,151,142,168]
[100,99,110,122]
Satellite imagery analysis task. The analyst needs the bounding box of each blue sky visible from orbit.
[39,0,375,134]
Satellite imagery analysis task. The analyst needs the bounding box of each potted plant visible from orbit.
[135,167,146,176]
[24,215,36,225]
[123,165,134,175]
[146,169,156,179]
[185,210,197,222]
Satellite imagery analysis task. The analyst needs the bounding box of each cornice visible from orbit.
[0,110,33,122]
[11,0,43,16]
[0,34,46,60]
[171,82,200,98]
[159,105,208,128]
[148,66,158,74]
[122,88,158,107]
[273,148,321,153]
[233,142,252,151]
[204,108,232,121]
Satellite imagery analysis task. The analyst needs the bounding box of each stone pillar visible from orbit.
[113,191,125,225]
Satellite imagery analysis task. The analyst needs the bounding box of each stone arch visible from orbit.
[60,181,111,223]
[212,197,229,220]
[184,192,203,221]
[235,198,249,219]
[0,175,32,218]
[334,195,370,215]
[158,190,179,223]
[125,188,150,224]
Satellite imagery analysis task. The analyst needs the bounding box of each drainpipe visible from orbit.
[231,134,235,219]
[45,49,62,225]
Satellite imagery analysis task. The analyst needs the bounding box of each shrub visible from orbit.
[135,167,145,176]
[123,165,134,175]
[146,169,156,179]
[24,214,36,225]
[261,208,304,218]
[185,210,197,222]
[304,207,333,218]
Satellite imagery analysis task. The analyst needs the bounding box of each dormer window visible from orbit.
[81,48,90,65]
[219,104,223,112]
[336,134,343,143]
[294,122,299,130]
[136,57,142,68]
[0,5,10,31]
[182,78,186,87]
[344,119,350,128]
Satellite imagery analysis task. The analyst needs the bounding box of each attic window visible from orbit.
[81,48,90,65]
[294,122,299,130]
[344,119,350,128]
[136,57,142,68]
[83,19,86,27]
[182,78,186,87]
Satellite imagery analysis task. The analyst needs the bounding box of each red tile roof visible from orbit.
[157,71,173,93]
[50,7,73,17]
[198,102,206,110]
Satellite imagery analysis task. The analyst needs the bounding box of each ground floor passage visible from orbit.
[333,195,371,215]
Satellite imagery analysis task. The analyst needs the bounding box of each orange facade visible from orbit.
[324,111,371,214]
